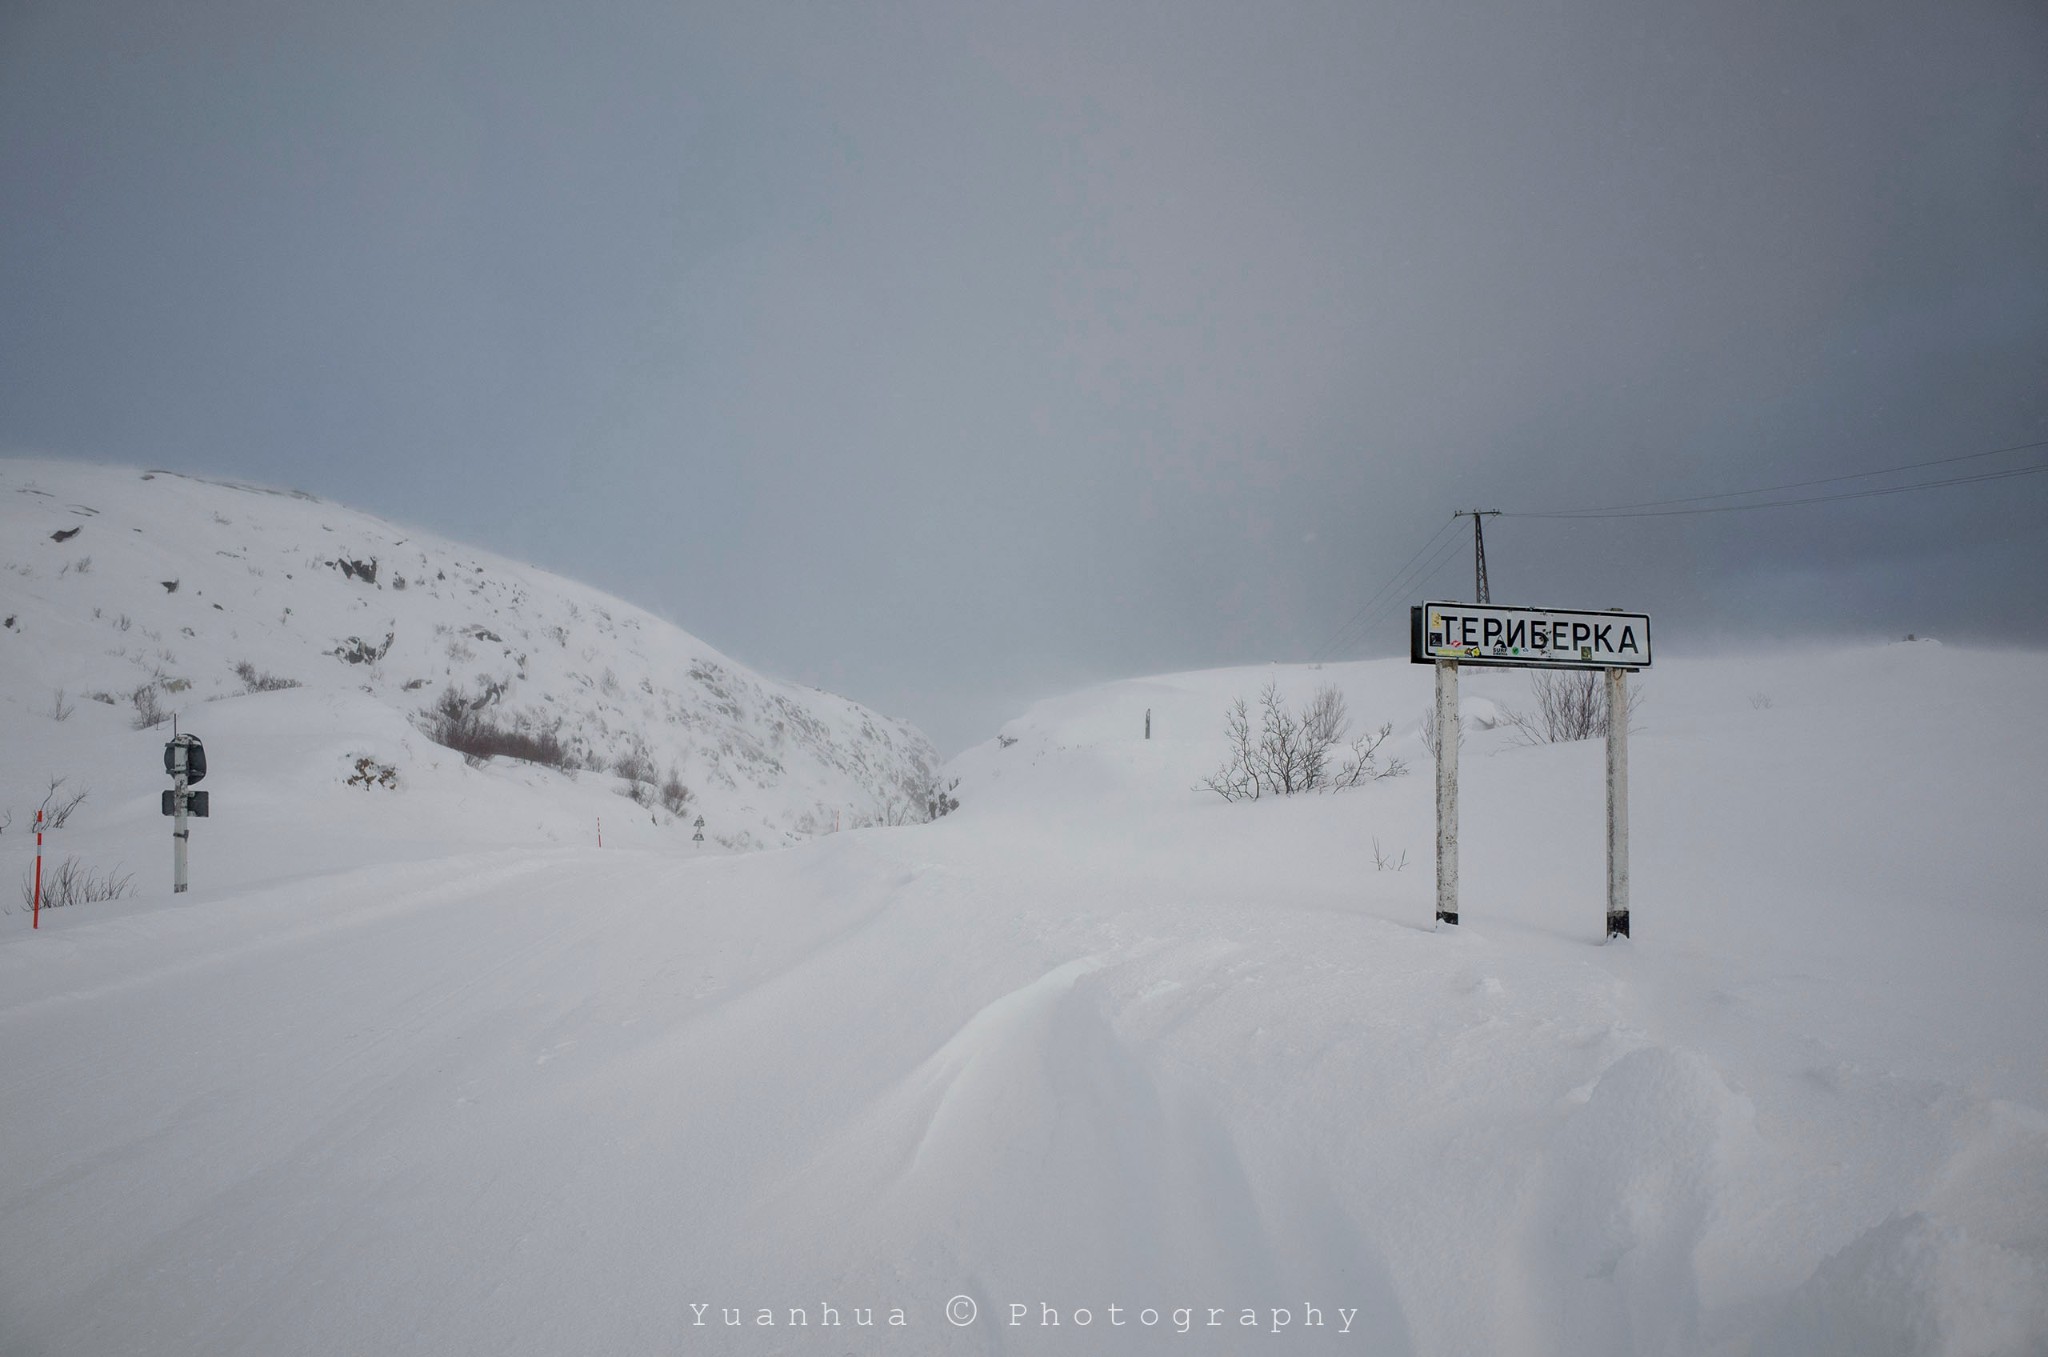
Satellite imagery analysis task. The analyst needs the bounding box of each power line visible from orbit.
[1515,437,2048,518]
[1323,529,1466,659]
[1315,433,2048,663]
[1512,462,2048,520]
[1318,528,1469,661]
[1417,536,1475,595]
[1310,517,1455,661]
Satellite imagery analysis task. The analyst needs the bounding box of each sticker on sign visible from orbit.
[1410,603,1651,670]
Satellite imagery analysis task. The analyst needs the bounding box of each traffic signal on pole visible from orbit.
[163,735,206,784]
[161,789,210,817]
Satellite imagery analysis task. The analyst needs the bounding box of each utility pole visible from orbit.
[1452,510,1502,604]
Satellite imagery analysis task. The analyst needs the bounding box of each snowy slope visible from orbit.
[3,546,2045,1350]
[0,459,941,857]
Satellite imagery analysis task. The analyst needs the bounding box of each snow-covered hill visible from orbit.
[1,459,941,855]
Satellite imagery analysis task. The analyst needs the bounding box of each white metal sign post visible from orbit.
[1605,667,1629,938]
[1434,659,1459,927]
[1411,603,1651,939]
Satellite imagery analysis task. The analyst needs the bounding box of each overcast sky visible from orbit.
[4,0,2044,750]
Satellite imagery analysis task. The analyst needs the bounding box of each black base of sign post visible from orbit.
[1436,909,1458,927]
[1606,910,1629,939]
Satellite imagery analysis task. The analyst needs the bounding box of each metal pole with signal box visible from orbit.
[162,732,209,893]
[1411,602,1651,939]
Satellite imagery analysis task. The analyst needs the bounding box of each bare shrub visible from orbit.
[658,766,693,817]
[422,685,574,770]
[1749,692,1773,710]
[49,688,73,721]
[130,683,166,730]
[234,661,302,693]
[864,775,962,826]
[16,857,133,912]
[611,740,657,787]
[1371,837,1409,871]
[1500,670,1645,745]
[41,776,88,827]
[1327,723,1402,790]
[1202,682,1406,801]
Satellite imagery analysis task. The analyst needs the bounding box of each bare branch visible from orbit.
[15,857,134,912]
[1503,671,1647,744]
[1203,685,1405,800]
[41,777,88,828]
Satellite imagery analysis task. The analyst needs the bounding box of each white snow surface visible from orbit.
[4,473,2046,1355]
[0,459,942,855]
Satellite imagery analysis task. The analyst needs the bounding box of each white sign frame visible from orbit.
[1411,602,1651,671]
[1410,601,1651,940]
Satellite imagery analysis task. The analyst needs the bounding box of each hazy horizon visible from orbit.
[5,0,2044,751]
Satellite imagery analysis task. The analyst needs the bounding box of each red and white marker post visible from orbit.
[32,808,44,929]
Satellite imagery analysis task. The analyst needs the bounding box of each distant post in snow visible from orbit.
[1145,708,1151,740]
[1434,660,1459,927]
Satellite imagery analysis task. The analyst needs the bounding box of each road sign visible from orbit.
[161,789,209,818]
[1411,603,1651,670]
[1413,601,1648,939]
[164,734,207,782]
